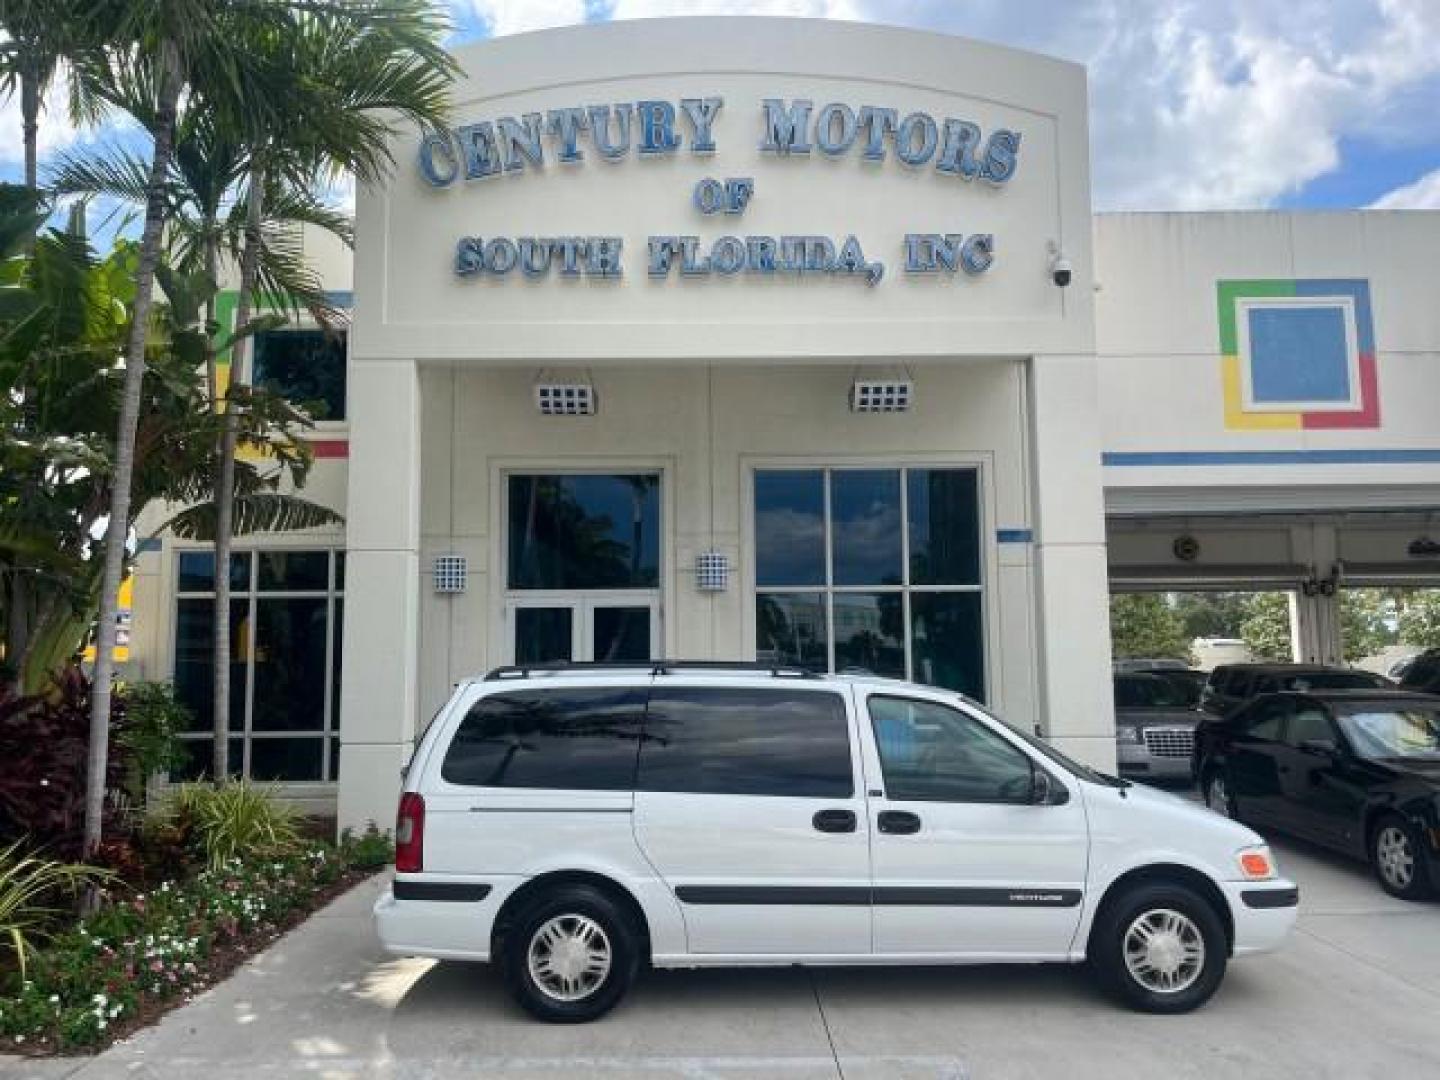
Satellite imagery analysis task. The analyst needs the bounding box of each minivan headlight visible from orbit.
[1236,844,1277,881]
[1116,724,1141,744]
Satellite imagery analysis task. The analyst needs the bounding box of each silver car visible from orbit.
[1114,672,1203,782]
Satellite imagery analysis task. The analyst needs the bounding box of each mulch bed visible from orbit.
[10,867,377,1058]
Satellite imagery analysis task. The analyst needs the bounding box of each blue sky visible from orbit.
[4,0,1439,214]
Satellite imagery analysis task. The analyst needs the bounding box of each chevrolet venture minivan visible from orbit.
[374,663,1298,1022]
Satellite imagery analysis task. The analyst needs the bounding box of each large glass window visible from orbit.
[754,467,985,698]
[638,687,853,798]
[172,549,344,782]
[442,687,647,789]
[508,474,660,590]
[252,329,346,421]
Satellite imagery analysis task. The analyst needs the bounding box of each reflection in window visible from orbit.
[753,467,986,697]
[833,593,905,678]
[831,470,902,586]
[172,549,343,782]
[754,471,824,587]
[869,695,1031,803]
[508,475,660,590]
[252,329,346,421]
[756,593,827,671]
[638,687,853,797]
[443,688,647,789]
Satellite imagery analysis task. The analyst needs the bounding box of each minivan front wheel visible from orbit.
[501,884,640,1022]
[1090,882,1228,1013]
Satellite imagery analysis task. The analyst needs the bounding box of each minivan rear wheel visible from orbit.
[501,884,639,1022]
[1090,882,1228,1013]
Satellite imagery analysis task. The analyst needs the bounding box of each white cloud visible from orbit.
[453,0,588,36]
[1370,168,1440,208]
[452,0,1440,211]
[0,69,83,170]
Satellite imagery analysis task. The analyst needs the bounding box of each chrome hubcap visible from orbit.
[1124,908,1206,994]
[1207,776,1229,816]
[1376,826,1414,888]
[527,914,612,1002]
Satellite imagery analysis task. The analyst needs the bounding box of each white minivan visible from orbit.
[374,663,1298,1022]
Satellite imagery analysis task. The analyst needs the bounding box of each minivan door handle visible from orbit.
[878,810,922,835]
[812,808,857,833]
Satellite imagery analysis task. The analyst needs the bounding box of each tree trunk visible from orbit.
[212,160,266,783]
[9,64,42,671]
[22,62,39,193]
[84,38,183,861]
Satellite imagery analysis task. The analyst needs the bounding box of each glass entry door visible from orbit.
[509,598,658,665]
[504,471,663,667]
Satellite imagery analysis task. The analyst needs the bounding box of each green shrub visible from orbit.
[0,840,113,981]
[339,823,394,869]
[159,784,301,870]
[114,682,191,802]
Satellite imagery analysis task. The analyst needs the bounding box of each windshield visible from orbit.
[957,694,1128,788]
[1338,709,1440,761]
[1279,670,1388,692]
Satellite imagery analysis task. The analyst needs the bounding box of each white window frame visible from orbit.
[169,546,345,783]
[742,456,998,704]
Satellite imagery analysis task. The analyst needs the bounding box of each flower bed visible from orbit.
[0,842,371,1054]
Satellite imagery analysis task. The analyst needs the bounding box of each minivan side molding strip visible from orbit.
[675,886,1083,908]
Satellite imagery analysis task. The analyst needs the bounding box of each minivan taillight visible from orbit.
[395,791,425,873]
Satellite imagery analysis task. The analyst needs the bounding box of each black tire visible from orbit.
[1369,815,1436,902]
[1089,882,1229,1014]
[500,884,640,1023]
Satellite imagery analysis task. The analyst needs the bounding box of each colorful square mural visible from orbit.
[1217,278,1378,431]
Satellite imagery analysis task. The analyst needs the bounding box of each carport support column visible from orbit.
[337,358,422,835]
[1028,354,1116,770]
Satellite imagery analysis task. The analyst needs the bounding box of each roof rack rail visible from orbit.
[482,660,822,681]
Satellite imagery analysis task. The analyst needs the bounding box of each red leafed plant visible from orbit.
[0,667,128,861]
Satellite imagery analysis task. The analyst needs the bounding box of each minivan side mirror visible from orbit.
[1030,764,1068,805]
[1300,737,1339,757]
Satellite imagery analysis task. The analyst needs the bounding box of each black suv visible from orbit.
[1200,663,1391,718]
[1399,649,1440,694]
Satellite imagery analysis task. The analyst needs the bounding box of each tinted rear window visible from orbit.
[638,687,853,797]
[1114,675,1189,708]
[441,686,645,789]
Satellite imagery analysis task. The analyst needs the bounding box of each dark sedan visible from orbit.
[1195,689,1440,900]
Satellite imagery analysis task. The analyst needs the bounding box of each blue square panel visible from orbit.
[1247,305,1351,404]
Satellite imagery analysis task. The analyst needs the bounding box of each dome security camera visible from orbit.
[1050,252,1073,288]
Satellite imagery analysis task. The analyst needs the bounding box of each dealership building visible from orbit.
[124,18,1440,830]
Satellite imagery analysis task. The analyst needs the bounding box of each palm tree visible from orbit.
[0,0,82,193]
[0,187,333,694]
[75,0,320,858]
[207,0,453,778]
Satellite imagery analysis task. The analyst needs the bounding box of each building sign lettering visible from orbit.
[421,96,1021,287]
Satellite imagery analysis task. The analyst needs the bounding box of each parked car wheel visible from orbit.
[1203,769,1236,820]
[1090,882,1228,1013]
[1369,816,1435,902]
[501,885,641,1022]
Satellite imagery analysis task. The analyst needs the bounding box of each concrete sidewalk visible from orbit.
[4,835,1438,1080]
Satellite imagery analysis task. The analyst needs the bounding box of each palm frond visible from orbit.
[160,492,343,541]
